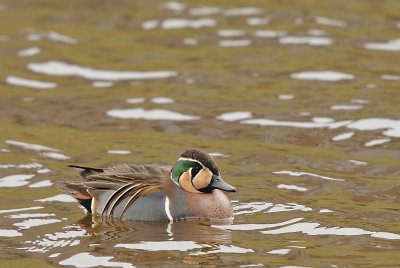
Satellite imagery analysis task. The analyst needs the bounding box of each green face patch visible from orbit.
[171,159,202,185]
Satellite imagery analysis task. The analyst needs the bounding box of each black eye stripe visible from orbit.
[190,166,201,178]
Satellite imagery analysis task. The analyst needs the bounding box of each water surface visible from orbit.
[1,0,400,267]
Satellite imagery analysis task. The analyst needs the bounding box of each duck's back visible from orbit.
[63,163,171,218]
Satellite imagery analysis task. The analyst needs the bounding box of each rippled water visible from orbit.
[1,0,400,267]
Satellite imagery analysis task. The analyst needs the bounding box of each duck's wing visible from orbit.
[61,163,171,217]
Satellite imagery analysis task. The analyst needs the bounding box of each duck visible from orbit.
[62,149,236,222]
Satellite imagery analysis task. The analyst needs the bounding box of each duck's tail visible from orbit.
[58,164,107,213]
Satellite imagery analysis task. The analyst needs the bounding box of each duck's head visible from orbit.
[171,149,236,194]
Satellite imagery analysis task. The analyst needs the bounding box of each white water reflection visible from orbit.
[126,98,145,104]
[240,264,264,267]
[28,61,177,81]
[0,174,35,187]
[233,202,273,215]
[351,99,369,104]
[189,6,221,16]
[5,139,60,152]
[261,222,400,240]
[279,36,333,46]
[223,7,262,16]
[141,19,159,30]
[381,74,400,81]
[107,150,131,155]
[0,206,43,214]
[29,180,53,188]
[217,216,400,240]
[346,118,400,138]
[364,39,400,51]
[6,76,56,89]
[183,38,198,45]
[40,152,71,160]
[0,229,23,237]
[208,152,230,158]
[14,218,61,229]
[241,118,351,129]
[366,83,377,89]
[272,170,344,181]
[37,168,51,174]
[332,131,354,141]
[161,18,216,29]
[278,94,294,100]
[22,226,87,253]
[267,248,291,255]
[116,241,253,255]
[280,266,309,268]
[7,213,55,219]
[161,1,185,12]
[312,117,333,123]
[315,17,347,27]
[291,71,354,81]
[116,241,202,251]
[92,81,114,88]
[60,252,135,268]
[151,97,175,104]
[277,184,308,192]
[217,29,246,37]
[268,203,312,213]
[217,111,252,122]
[47,228,87,240]
[254,30,286,38]
[49,253,61,258]
[46,31,77,44]
[273,170,344,181]
[214,218,304,231]
[107,108,200,121]
[239,116,400,142]
[364,138,391,147]
[330,104,362,110]
[349,160,367,166]
[35,194,77,203]
[307,29,326,36]
[247,17,269,26]
[219,39,252,47]
[319,209,333,213]
[0,162,43,169]
[188,6,261,17]
[27,31,77,45]
[191,244,254,255]
[18,47,41,57]
[234,201,313,215]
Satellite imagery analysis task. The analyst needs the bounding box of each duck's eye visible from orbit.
[191,166,202,178]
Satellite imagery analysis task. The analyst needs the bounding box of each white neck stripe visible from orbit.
[165,196,173,222]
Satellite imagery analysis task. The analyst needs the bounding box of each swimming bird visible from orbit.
[62,149,236,222]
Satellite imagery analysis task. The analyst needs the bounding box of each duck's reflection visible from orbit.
[73,215,239,266]
[77,214,232,245]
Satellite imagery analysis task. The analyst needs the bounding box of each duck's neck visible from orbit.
[165,178,188,219]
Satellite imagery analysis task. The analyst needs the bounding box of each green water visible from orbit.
[1,0,400,267]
